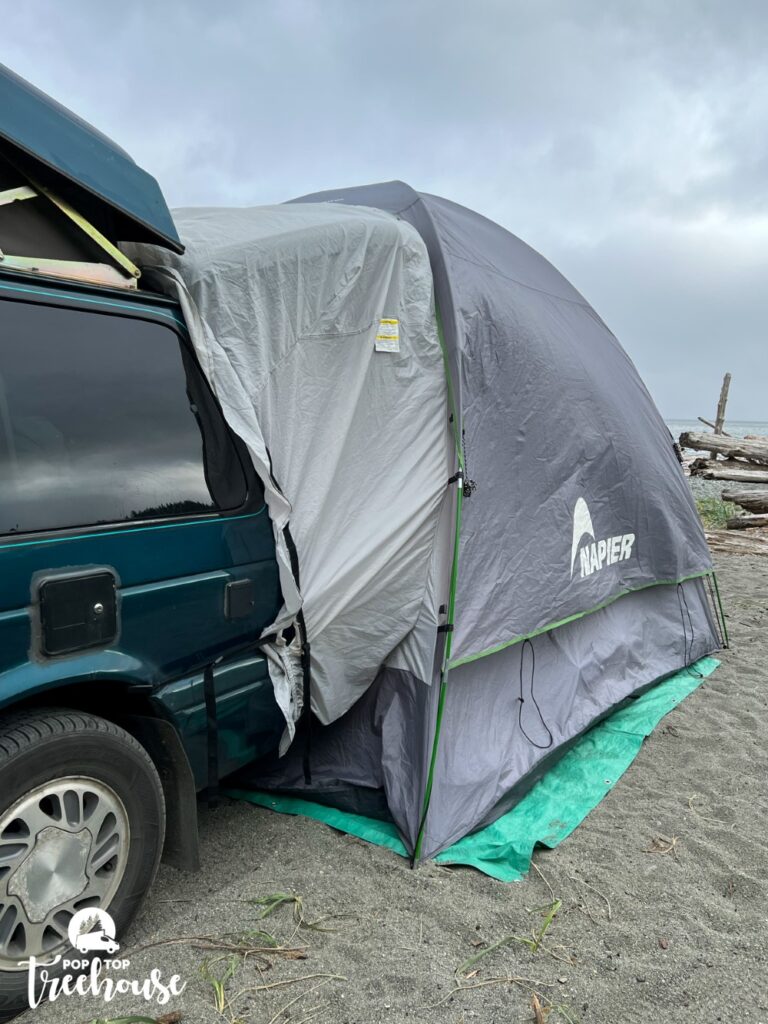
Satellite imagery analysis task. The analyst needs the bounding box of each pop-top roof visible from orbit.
[0,64,182,253]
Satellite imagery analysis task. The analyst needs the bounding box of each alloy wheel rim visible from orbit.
[0,777,130,971]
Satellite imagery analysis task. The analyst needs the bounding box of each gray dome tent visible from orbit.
[131,183,722,862]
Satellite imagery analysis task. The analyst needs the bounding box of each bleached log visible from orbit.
[726,513,768,530]
[689,459,768,483]
[680,431,768,465]
[721,488,768,513]
[714,372,731,434]
[705,529,768,556]
[698,416,731,436]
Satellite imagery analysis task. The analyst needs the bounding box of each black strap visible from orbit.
[203,662,220,808]
[437,623,454,634]
[298,611,312,785]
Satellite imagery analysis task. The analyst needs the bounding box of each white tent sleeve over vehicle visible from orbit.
[128,185,723,862]
[128,203,453,743]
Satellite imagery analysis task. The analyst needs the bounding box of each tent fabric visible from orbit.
[127,204,452,732]
[415,575,718,857]
[227,655,718,881]
[234,573,718,858]
[127,184,721,863]
[291,183,713,660]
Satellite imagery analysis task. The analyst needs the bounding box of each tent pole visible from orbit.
[413,477,463,864]
[413,302,465,864]
[710,571,730,648]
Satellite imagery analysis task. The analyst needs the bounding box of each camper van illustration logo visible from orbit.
[570,497,635,579]
[67,908,120,955]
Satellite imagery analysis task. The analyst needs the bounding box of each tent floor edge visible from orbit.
[418,651,719,862]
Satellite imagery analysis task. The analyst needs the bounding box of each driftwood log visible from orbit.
[688,459,768,483]
[726,513,768,530]
[698,416,731,436]
[714,374,731,427]
[705,528,768,556]
[680,431,768,466]
[721,488,768,513]
[711,371,731,457]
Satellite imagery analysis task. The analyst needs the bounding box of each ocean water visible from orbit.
[666,419,768,440]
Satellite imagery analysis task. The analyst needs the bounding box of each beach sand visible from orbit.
[20,550,767,1024]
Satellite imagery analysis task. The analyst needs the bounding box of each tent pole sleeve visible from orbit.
[413,302,464,863]
[435,304,464,470]
[413,477,464,863]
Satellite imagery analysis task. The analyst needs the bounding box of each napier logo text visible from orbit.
[570,497,635,579]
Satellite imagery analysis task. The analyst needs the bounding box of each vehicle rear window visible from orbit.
[0,297,247,534]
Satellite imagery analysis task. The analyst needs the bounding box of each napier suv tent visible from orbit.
[129,182,723,862]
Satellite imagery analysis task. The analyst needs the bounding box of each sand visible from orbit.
[19,551,767,1024]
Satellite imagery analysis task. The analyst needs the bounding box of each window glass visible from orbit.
[0,298,247,534]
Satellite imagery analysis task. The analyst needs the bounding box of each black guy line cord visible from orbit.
[677,582,704,679]
[518,638,554,750]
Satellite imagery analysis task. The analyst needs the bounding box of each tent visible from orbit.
[128,182,724,862]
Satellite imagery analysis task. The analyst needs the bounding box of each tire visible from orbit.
[0,709,165,1021]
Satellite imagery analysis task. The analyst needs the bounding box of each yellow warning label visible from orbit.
[375,318,400,353]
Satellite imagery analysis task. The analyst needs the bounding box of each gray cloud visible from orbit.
[5,0,767,417]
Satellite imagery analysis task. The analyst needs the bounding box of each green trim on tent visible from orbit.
[413,478,463,861]
[412,305,464,862]
[448,569,715,670]
[226,656,718,881]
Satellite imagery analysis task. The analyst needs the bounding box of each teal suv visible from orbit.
[0,269,285,1017]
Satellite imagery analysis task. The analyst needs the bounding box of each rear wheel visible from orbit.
[0,710,165,1021]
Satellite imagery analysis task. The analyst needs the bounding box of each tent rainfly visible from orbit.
[128,182,723,862]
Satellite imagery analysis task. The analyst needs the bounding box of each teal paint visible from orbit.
[0,278,283,787]
[0,63,181,250]
[0,278,188,329]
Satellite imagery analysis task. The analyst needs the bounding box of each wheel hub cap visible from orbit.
[7,827,90,922]
[0,777,130,970]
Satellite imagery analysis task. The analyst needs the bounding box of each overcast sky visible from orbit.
[5,1,766,419]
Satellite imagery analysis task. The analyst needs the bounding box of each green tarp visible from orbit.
[227,656,718,882]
